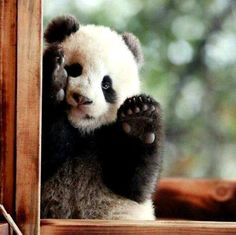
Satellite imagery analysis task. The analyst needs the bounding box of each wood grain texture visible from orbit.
[41,219,236,235]
[0,0,16,216]
[15,1,42,235]
[0,223,10,235]
[155,178,236,221]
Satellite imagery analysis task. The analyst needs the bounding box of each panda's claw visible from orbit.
[118,94,160,145]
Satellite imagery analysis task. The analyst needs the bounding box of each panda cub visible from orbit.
[41,15,163,220]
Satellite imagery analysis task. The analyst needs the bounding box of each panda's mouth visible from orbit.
[84,114,94,120]
[69,106,95,121]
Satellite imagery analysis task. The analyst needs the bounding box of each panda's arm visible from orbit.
[41,116,78,182]
[99,94,163,203]
[43,45,68,115]
[42,15,80,117]
[42,46,71,182]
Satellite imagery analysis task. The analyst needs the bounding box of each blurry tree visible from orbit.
[44,0,236,178]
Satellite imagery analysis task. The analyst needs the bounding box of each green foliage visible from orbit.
[44,0,236,178]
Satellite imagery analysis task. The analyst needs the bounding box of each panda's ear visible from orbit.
[44,15,80,44]
[122,32,144,68]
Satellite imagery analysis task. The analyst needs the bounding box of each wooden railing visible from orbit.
[155,178,236,221]
[40,219,236,235]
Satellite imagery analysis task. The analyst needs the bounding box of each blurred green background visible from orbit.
[43,0,236,179]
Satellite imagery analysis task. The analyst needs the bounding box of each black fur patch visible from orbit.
[43,45,68,106]
[102,76,117,103]
[100,94,162,203]
[65,63,83,77]
[44,15,79,43]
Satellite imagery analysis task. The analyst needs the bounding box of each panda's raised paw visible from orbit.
[44,45,68,102]
[52,53,68,90]
[118,94,160,144]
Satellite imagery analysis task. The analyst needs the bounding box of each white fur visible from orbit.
[60,25,140,133]
[110,199,155,220]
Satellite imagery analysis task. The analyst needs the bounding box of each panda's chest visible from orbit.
[59,156,104,195]
[41,156,122,218]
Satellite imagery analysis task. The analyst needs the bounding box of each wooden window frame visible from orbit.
[1,1,236,234]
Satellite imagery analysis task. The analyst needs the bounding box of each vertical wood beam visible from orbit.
[15,1,42,234]
[0,0,17,216]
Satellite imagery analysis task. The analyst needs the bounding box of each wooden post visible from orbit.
[0,0,17,216]
[15,1,42,235]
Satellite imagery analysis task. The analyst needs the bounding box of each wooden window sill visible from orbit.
[41,219,236,235]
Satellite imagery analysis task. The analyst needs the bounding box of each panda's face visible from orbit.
[60,25,140,133]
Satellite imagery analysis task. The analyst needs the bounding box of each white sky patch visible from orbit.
[172,15,205,40]
[209,0,231,15]
[104,0,142,29]
[175,79,204,120]
[168,40,194,65]
[179,0,197,12]
[205,32,236,69]
[43,0,68,17]
[75,0,104,12]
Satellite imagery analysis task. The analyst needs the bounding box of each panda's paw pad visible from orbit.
[46,48,68,102]
[122,122,131,134]
[118,94,160,144]
[144,132,156,144]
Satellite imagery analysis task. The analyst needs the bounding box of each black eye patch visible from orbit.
[102,75,117,103]
[65,63,83,77]
[102,75,112,90]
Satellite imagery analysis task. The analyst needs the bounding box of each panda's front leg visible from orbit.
[43,45,68,106]
[102,94,162,203]
[42,46,71,182]
[117,94,162,201]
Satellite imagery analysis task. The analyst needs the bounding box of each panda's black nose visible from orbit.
[72,93,93,105]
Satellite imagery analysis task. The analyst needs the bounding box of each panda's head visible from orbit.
[45,16,143,133]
